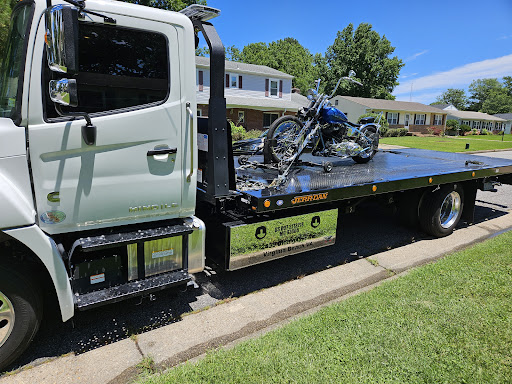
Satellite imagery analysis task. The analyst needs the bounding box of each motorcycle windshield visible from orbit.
[0,2,34,124]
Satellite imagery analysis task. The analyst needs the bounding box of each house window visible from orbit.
[415,114,426,125]
[473,121,481,129]
[270,80,278,96]
[198,70,204,92]
[462,120,469,126]
[433,114,443,125]
[238,111,245,124]
[263,113,279,128]
[230,74,238,88]
[387,112,398,125]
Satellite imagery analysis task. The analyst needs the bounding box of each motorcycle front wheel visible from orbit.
[352,125,379,164]
[264,116,304,163]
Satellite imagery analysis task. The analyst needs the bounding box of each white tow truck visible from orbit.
[1,0,512,370]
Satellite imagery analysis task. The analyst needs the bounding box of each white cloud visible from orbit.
[400,72,418,79]
[394,54,512,97]
[498,35,512,40]
[405,50,429,62]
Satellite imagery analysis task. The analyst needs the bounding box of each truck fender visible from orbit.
[3,225,74,322]
[0,171,36,229]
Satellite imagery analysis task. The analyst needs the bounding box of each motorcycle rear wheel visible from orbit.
[264,116,304,163]
[352,125,379,164]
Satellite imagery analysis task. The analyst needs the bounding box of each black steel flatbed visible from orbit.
[236,149,512,213]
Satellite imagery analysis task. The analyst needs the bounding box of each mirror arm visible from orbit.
[54,104,97,145]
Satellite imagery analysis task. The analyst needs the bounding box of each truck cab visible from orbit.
[0,0,209,369]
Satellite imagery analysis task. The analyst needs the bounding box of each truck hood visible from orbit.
[0,117,26,158]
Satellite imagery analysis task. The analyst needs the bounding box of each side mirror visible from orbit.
[49,78,78,107]
[44,5,79,74]
[348,70,356,78]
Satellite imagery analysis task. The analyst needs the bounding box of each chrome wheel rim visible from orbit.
[272,121,302,162]
[440,191,461,229]
[0,290,15,348]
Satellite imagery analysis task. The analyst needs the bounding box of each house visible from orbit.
[431,105,507,133]
[331,96,448,133]
[195,57,309,131]
[493,113,512,134]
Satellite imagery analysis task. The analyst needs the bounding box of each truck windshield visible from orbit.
[0,3,33,124]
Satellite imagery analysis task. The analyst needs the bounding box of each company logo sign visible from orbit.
[291,193,328,205]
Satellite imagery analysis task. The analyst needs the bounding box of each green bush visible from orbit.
[397,128,408,137]
[480,129,491,135]
[460,124,471,136]
[471,128,479,135]
[230,121,247,141]
[445,129,458,136]
[245,130,264,139]
[386,129,400,137]
[357,112,389,131]
[446,119,460,130]
[379,126,388,137]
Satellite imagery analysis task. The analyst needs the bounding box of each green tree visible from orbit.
[481,89,512,115]
[230,38,318,94]
[122,0,206,11]
[467,78,502,112]
[323,23,403,99]
[0,0,15,57]
[432,88,468,110]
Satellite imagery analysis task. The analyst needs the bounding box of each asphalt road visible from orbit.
[4,150,512,373]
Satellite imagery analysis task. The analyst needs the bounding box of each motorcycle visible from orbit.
[263,71,381,177]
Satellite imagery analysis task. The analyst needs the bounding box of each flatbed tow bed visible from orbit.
[235,149,512,213]
[201,148,512,271]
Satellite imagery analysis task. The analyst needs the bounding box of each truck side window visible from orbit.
[44,22,169,118]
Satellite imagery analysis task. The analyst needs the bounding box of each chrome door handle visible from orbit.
[147,147,177,156]
[186,102,194,182]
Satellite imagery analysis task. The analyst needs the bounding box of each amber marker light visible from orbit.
[428,177,433,184]
[264,199,271,208]
[372,185,377,192]
[472,172,476,177]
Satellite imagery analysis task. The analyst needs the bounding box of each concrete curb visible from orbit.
[2,213,512,384]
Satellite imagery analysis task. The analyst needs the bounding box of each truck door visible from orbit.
[27,14,191,234]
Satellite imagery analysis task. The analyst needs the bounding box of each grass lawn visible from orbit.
[380,135,512,152]
[141,231,512,384]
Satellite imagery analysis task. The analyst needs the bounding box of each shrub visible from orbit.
[427,127,442,136]
[471,128,479,135]
[245,130,264,139]
[480,129,490,135]
[446,119,460,130]
[385,129,400,137]
[357,112,389,131]
[397,128,408,137]
[230,121,247,141]
[445,129,458,136]
[379,126,388,137]
[459,124,471,136]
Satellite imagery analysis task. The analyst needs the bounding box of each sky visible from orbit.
[203,0,512,105]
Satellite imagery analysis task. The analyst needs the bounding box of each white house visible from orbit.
[331,96,447,133]
[195,57,309,131]
[493,113,512,134]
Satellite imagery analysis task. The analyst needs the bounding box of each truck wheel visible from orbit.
[419,184,464,237]
[0,265,42,371]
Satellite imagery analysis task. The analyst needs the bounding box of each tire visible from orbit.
[264,116,304,164]
[0,265,42,371]
[419,184,464,237]
[352,125,379,164]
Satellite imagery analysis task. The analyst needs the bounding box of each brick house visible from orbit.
[195,57,309,131]
[330,96,448,134]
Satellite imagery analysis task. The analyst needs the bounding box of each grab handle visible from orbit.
[186,102,194,182]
